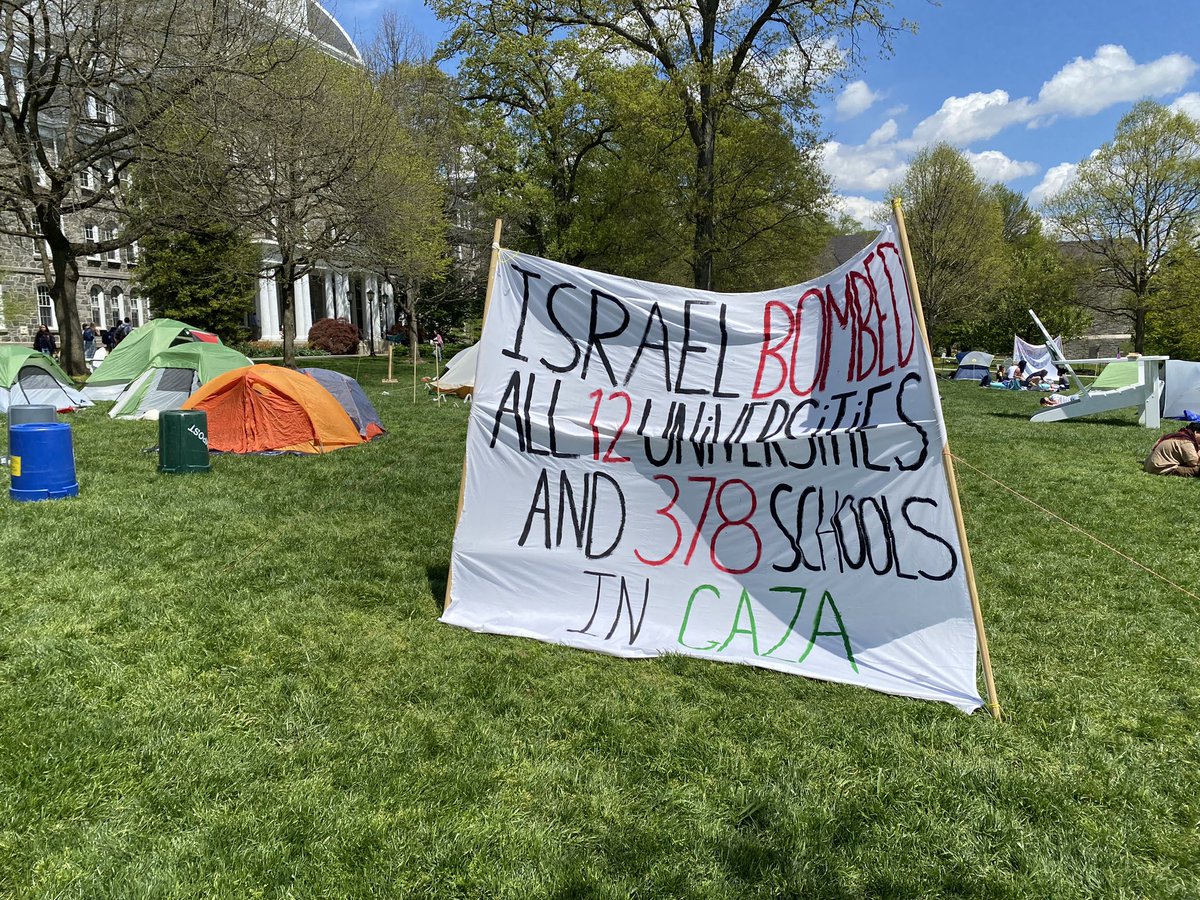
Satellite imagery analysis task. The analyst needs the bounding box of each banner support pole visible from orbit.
[444,218,504,611]
[891,198,1002,721]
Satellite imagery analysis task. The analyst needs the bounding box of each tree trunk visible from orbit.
[692,107,717,291]
[1133,304,1147,354]
[279,260,297,367]
[406,275,422,364]
[43,221,87,377]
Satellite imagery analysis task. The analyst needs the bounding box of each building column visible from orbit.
[296,274,313,342]
[259,277,280,341]
[334,272,350,320]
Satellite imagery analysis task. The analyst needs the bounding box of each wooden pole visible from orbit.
[444,219,504,611]
[891,197,1002,721]
[382,341,397,384]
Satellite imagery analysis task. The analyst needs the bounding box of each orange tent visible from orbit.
[182,365,364,454]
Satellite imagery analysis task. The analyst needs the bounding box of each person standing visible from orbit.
[33,324,56,356]
[82,322,96,364]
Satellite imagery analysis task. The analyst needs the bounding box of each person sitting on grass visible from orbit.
[1144,422,1200,477]
[1006,360,1048,388]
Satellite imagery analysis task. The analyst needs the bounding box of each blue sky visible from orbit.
[335,0,1200,227]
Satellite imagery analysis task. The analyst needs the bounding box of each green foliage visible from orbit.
[1043,101,1200,351]
[942,186,1091,353]
[133,223,259,342]
[307,317,362,354]
[230,341,331,359]
[890,143,1009,339]
[436,0,887,288]
[1145,231,1200,359]
[0,367,1198,897]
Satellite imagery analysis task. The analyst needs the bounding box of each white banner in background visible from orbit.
[443,221,983,712]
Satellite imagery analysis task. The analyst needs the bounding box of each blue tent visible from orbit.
[300,368,385,439]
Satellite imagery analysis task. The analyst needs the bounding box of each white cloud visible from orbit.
[886,104,908,117]
[964,150,1039,183]
[820,140,907,192]
[910,90,1032,146]
[1036,45,1196,118]
[907,46,1196,147]
[866,118,897,146]
[1170,91,1200,121]
[834,195,887,228]
[1030,162,1078,205]
[836,80,880,120]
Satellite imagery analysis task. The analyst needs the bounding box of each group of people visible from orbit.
[979,360,1068,391]
[33,319,134,372]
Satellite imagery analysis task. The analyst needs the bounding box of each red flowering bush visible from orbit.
[307,317,361,355]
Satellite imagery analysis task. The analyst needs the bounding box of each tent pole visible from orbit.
[892,198,1002,721]
[444,218,504,612]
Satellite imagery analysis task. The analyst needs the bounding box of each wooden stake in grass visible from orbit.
[444,218,504,611]
[892,197,1003,721]
[382,341,397,384]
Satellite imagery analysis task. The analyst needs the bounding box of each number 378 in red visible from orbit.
[634,476,762,574]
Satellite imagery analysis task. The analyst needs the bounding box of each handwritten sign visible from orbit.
[443,221,983,712]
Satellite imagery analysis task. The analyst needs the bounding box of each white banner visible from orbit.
[444,221,983,712]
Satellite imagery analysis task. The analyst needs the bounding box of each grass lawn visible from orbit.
[0,359,1197,898]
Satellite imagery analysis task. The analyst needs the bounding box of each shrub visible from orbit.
[230,341,331,359]
[308,317,361,355]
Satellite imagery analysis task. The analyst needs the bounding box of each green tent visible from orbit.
[85,319,222,401]
[0,344,92,412]
[109,343,253,420]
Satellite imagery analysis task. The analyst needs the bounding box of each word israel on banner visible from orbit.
[443,219,985,712]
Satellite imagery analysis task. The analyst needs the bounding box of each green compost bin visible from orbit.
[158,409,211,474]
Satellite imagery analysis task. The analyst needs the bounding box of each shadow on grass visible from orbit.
[426,563,449,613]
[985,409,1147,428]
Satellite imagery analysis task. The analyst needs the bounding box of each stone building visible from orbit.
[0,0,390,349]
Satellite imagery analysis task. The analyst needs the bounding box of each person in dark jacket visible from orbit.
[33,324,56,356]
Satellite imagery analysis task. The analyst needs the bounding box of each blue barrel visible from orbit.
[10,422,79,501]
[6,404,56,455]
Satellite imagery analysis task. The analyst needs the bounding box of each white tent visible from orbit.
[433,343,478,397]
[1162,360,1200,419]
[1013,335,1062,379]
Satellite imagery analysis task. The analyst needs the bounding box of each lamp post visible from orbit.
[367,289,376,356]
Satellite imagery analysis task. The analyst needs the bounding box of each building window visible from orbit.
[110,288,122,327]
[105,226,120,264]
[90,286,104,327]
[85,94,98,119]
[129,294,143,326]
[37,285,54,328]
[126,240,139,265]
[79,167,95,192]
[85,223,101,263]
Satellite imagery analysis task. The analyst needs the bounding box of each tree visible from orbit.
[185,47,408,366]
[1044,101,1200,353]
[0,0,289,375]
[1145,229,1200,360]
[940,184,1089,353]
[888,143,1009,344]
[133,223,259,342]
[434,0,899,289]
[365,15,456,362]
